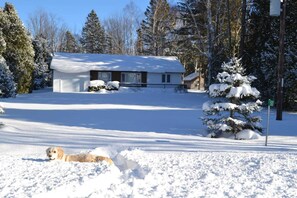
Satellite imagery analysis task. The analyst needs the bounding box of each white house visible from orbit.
[50,52,185,92]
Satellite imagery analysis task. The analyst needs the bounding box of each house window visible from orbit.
[121,72,142,85]
[167,74,171,83]
[98,72,111,83]
[162,74,171,83]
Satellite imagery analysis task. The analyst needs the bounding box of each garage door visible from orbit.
[61,78,81,92]
[53,71,89,92]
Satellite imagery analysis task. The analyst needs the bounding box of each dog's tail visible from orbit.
[95,156,113,165]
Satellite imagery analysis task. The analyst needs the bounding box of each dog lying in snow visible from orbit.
[46,147,113,165]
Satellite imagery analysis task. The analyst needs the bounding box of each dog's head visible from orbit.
[46,147,64,161]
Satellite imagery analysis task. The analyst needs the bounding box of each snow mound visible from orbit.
[113,149,149,179]
[89,147,114,158]
[0,105,4,114]
[236,129,261,140]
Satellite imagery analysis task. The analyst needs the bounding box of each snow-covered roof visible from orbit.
[184,72,199,81]
[51,52,185,73]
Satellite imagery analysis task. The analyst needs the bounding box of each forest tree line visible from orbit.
[0,0,296,111]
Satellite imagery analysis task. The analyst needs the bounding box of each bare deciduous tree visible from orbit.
[104,1,142,55]
[104,15,126,54]
[27,9,68,53]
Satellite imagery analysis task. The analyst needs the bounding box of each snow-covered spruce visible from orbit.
[1,3,34,94]
[32,35,52,90]
[202,57,262,139]
[0,29,16,98]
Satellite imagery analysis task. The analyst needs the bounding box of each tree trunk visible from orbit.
[206,0,214,87]
[239,0,247,57]
[226,0,232,57]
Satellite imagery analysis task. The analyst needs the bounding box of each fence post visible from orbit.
[265,99,274,146]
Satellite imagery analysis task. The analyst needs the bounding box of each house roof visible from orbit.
[51,52,185,74]
[184,72,199,81]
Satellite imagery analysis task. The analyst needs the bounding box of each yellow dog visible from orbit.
[46,147,113,165]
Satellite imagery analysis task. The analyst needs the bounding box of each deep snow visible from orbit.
[0,88,296,197]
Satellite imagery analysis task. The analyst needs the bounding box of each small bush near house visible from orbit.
[88,80,106,92]
[88,80,120,92]
[106,81,120,91]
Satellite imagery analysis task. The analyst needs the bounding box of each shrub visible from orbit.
[106,81,120,91]
[88,80,106,92]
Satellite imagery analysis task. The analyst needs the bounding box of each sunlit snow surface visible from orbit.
[0,88,296,197]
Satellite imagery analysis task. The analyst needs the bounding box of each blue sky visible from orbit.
[5,0,177,33]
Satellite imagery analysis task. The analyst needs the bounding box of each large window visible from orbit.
[162,74,171,83]
[121,72,142,85]
[98,72,111,83]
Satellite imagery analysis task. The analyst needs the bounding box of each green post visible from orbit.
[265,99,274,146]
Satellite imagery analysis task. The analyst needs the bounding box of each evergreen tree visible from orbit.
[175,0,205,75]
[284,0,297,110]
[245,0,297,111]
[176,0,204,49]
[140,0,175,56]
[0,57,16,98]
[62,31,79,53]
[244,0,277,105]
[0,3,34,93]
[202,58,262,139]
[0,29,16,98]
[81,10,106,53]
[104,34,113,54]
[32,35,52,90]
[136,28,144,55]
[175,0,238,84]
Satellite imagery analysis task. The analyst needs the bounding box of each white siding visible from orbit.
[147,73,183,88]
[53,70,90,92]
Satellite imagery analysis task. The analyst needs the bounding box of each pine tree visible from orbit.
[0,29,16,98]
[284,0,297,110]
[140,0,174,56]
[81,10,106,53]
[136,28,144,55]
[0,57,16,98]
[244,0,277,104]
[175,0,238,85]
[175,0,205,75]
[0,3,35,93]
[245,0,297,111]
[32,35,52,90]
[202,57,262,139]
[62,31,79,53]
[104,34,113,54]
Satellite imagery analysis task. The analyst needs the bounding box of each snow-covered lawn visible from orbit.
[0,88,296,197]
